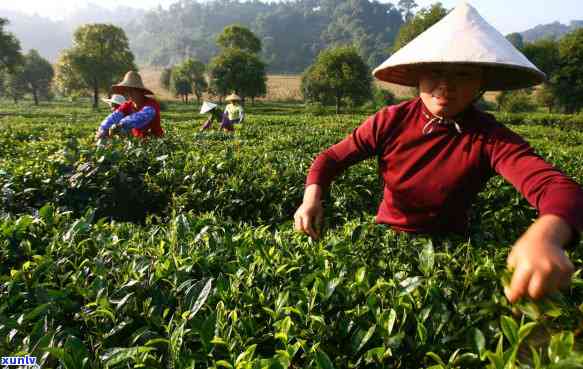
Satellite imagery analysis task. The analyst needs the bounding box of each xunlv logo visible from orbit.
[1,355,40,368]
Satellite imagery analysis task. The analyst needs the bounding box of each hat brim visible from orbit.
[111,85,155,96]
[201,107,217,114]
[373,62,546,91]
[225,96,241,102]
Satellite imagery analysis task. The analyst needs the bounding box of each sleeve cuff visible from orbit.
[539,211,582,249]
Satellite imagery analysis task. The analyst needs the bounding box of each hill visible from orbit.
[0,5,145,62]
[0,9,71,62]
[520,20,583,42]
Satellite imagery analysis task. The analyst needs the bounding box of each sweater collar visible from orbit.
[418,97,475,135]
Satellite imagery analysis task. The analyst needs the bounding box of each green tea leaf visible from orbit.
[101,346,155,367]
[500,316,518,345]
[419,240,435,276]
[470,328,486,355]
[426,352,446,366]
[315,350,335,369]
[517,322,537,343]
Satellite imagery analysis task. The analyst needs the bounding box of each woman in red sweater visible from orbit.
[96,71,164,140]
[294,3,582,304]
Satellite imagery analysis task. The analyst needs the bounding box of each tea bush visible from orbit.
[0,101,582,368]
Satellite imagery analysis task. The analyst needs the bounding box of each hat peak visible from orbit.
[372,2,545,90]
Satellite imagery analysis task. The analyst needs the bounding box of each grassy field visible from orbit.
[0,100,582,368]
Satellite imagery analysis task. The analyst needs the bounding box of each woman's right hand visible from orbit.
[95,129,107,140]
[294,184,324,239]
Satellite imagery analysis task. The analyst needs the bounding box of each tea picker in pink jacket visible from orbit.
[294,2,583,304]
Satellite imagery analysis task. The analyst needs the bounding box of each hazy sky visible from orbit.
[1,0,582,34]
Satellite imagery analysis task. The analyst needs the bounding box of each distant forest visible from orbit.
[123,0,404,73]
[2,0,582,73]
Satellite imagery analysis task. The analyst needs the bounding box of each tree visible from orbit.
[506,33,524,50]
[182,58,208,103]
[171,65,192,103]
[398,0,418,22]
[166,59,208,103]
[522,39,560,79]
[192,72,208,103]
[160,67,172,92]
[521,39,560,112]
[209,25,266,102]
[0,18,23,72]
[534,83,556,112]
[54,51,87,98]
[392,3,448,53]
[22,50,54,105]
[208,48,267,102]
[301,46,372,113]
[319,0,404,68]
[239,56,267,103]
[57,24,136,108]
[2,67,26,104]
[553,28,583,113]
[496,90,536,113]
[216,25,262,54]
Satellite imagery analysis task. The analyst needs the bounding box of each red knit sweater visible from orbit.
[306,97,583,235]
[118,98,164,138]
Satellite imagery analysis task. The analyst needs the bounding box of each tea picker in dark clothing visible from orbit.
[200,101,223,130]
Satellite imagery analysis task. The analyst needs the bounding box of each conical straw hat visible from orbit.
[225,93,241,102]
[112,71,154,95]
[200,101,218,114]
[372,2,546,91]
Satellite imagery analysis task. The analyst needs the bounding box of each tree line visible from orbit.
[0,18,270,108]
[305,5,583,114]
[501,31,583,114]
[161,25,267,104]
[2,0,583,113]
[0,0,430,108]
[0,19,54,105]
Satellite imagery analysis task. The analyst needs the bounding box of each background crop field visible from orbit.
[0,100,582,368]
[141,66,501,105]
[140,66,420,102]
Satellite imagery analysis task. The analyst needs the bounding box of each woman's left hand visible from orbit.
[505,214,575,303]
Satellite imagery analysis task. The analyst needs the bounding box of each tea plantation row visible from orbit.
[0,102,582,368]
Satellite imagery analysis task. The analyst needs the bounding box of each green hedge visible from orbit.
[494,112,583,129]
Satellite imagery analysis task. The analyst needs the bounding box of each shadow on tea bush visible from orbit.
[158,99,170,111]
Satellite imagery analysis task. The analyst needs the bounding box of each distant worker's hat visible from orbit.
[225,93,241,102]
[200,101,218,114]
[372,2,546,90]
[112,71,155,95]
[102,94,127,106]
